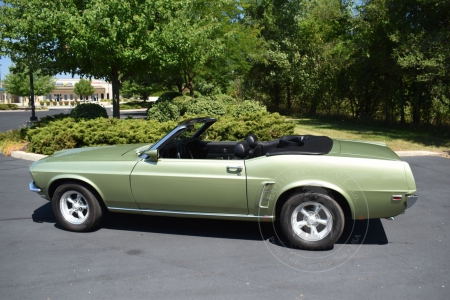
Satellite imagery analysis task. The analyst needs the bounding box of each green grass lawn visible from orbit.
[290,118,450,152]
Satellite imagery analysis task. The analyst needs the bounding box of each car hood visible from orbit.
[39,143,152,162]
[333,139,401,161]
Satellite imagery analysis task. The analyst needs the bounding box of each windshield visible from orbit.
[149,118,215,151]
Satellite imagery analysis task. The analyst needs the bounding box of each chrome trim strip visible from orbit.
[407,195,418,208]
[259,181,276,208]
[29,181,41,192]
[149,126,186,150]
[107,207,274,219]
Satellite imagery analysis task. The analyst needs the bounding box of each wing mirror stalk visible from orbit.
[144,149,158,162]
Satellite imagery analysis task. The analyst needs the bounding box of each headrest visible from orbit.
[245,134,258,149]
[234,141,250,159]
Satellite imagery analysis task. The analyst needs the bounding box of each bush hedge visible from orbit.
[70,103,108,119]
[157,91,182,102]
[185,98,227,116]
[204,112,294,141]
[172,95,193,116]
[147,101,180,122]
[231,100,267,117]
[0,104,19,110]
[27,118,177,155]
[25,112,294,155]
[9,93,294,156]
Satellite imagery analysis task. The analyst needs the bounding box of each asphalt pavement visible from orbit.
[0,154,448,299]
[0,108,147,132]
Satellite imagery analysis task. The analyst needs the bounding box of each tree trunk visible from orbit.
[184,70,194,97]
[273,83,281,111]
[176,82,183,94]
[111,71,121,118]
[29,70,37,121]
[286,81,292,111]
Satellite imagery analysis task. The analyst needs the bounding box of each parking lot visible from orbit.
[0,153,448,299]
[0,108,146,132]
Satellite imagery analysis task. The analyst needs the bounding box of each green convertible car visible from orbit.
[29,117,418,250]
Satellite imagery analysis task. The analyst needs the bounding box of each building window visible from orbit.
[101,93,104,99]
[48,94,52,100]
[106,93,109,99]
[64,94,68,100]
[70,94,73,100]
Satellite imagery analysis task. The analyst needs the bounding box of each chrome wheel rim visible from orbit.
[291,201,333,241]
[60,191,89,225]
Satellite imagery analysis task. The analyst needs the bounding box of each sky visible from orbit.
[0,56,80,80]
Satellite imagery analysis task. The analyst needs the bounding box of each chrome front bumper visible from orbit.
[29,181,41,192]
[407,195,418,208]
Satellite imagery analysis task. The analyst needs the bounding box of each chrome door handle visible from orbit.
[227,166,243,172]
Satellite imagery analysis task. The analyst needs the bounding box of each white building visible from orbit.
[43,78,112,102]
[2,78,113,105]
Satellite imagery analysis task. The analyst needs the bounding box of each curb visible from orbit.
[11,151,48,161]
[395,151,443,157]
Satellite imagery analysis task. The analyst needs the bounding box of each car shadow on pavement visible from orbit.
[31,202,56,223]
[31,203,388,246]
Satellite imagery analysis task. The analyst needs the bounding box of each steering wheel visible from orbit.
[177,143,193,159]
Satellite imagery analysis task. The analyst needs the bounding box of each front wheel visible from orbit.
[280,192,344,250]
[52,182,104,232]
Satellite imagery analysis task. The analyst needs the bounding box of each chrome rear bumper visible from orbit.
[407,195,418,208]
[29,181,41,192]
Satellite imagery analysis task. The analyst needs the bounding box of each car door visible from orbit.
[130,158,248,214]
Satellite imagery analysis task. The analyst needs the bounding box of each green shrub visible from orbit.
[172,95,194,116]
[0,128,28,155]
[0,104,19,110]
[147,101,180,122]
[185,98,227,117]
[70,103,108,120]
[26,118,177,155]
[232,100,267,117]
[157,91,182,102]
[210,94,237,105]
[205,112,295,141]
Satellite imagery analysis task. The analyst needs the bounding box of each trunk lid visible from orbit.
[333,139,401,161]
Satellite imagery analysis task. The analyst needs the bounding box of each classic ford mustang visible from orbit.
[29,117,418,250]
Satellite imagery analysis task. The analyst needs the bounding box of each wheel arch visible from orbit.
[48,175,106,207]
[274,182,354,221]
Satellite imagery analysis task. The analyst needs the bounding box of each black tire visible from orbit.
[280,192,345,250]
[52,182,104,232]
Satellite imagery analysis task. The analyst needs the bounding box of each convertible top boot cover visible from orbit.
[267,135,334,156]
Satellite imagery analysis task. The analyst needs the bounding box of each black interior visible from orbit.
[158,134,334,160]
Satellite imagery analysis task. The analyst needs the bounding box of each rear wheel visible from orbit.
[280,192,345,250]
[52,182,104,232]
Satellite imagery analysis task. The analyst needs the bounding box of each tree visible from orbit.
[49,0,178,118]
[244,0,350,114]
[1,0,59,120]
[388,0,450,125]
[73,79,95,100]
[154,0,261,97]
[3,67,56,102]
[121,74,162,101]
